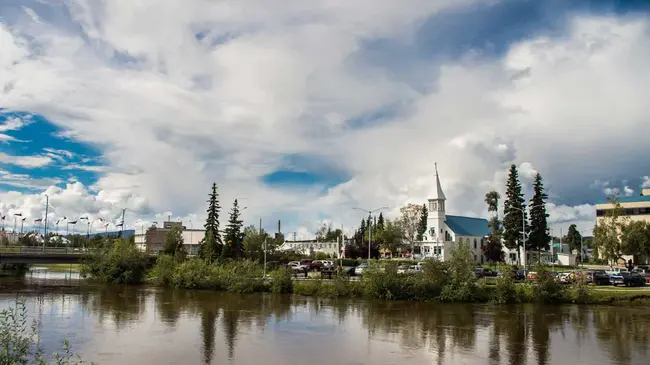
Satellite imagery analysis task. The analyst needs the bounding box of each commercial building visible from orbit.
[134,221,205,255]
[417,165,489,263]
[277,238,345,258]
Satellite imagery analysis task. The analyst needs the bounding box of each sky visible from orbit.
[1,0,650,239]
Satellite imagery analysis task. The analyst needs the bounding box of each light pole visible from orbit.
[505,204,545,270]
[353,207,389,260]
[43,194,49,249]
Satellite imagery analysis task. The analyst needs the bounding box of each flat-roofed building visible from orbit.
[596,188,650,224]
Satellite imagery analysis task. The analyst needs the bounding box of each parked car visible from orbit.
[606,268,627,276]
[355,262,369,276]
[585,270,611,286]
[397,265,409,274]
[313,260,334,269]
[287,261,308,272]
[610,271,646,287]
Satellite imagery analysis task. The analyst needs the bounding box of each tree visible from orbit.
[621,220,650,264]
[563,224,582,254]
[483,190,504,264]
[376,213,385,232]
[416,204,428,241]
[315,222,331,241]
[243,225,269,262]
[485,190,500,215]
[199,183,223,262]
[593,195,628,264]
[503,165,527,264]
[399,203,421,255]
[528,173,551,259]
[163,225,187,261]
[375,219,405,256]
[222,199,245,260]
[483,235,505,264]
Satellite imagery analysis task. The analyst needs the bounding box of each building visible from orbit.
[596,188,650,224]
[418,165,489,263]
[278,238,345,258]
[595,188,650,264]
[134,221,205,255]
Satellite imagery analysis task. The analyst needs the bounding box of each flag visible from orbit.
[34,218,43,223]
[15,213,22,217]
[99,218,105,222]
[104,223,109,227]
[68,220,77,224]
[1,216,5,220]
[22,217,26,221]
[116,223,123,227]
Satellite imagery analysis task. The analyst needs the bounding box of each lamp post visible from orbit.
[353,206,389,260]
[505,204,545,270]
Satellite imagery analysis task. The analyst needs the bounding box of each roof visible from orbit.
[446,215,489,237]
[430,163,446,200]
[595,195,650,205]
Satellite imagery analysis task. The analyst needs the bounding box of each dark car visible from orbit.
[496,269,525,281]
[585,270,610,286]
[610,272,646,287]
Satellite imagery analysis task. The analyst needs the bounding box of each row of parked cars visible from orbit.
[521,268,650,287]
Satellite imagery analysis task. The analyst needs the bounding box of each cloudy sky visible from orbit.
[1,0,650,238]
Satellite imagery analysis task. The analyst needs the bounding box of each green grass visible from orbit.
[32,263,81,272]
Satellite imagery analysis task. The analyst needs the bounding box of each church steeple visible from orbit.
[431,162,446,201]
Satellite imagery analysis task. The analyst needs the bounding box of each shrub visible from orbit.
[171,259,215,289]
[81,238,148,284]
[270,267,293,293]
[148,254,176,286]
[533,265,566,303]
[567,277,591,304]
[491,264,519,304]
[439,240,477,302]
[0,299,93,364]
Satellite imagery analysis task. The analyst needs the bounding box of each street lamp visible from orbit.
[353,206,389,260]
[504,204,545,270]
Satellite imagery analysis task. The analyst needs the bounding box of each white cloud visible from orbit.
[0,152,52,168]
[1,3,649,235]
[61,163,105,172]
[642,176,650,189]
[623,186,634,197]
[0,169,62,190]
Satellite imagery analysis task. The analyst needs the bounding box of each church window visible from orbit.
[432,201,437,211]
[474,239,477,249]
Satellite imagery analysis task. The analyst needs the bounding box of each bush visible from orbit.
[491,264,519,304]
[533,265,566,303]
[270,267,293,293]
[1,299,93,364]
[567,277,591,304]
[81,238,148,284]
[171,259,215,289]
[148,254,176,286]
[439,240,477,302]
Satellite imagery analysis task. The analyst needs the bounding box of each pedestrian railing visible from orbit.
[0,246,94,254]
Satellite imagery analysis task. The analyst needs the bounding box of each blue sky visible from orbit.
[1,0,650,236]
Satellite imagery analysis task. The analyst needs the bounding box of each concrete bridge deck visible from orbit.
[0,247,157,264]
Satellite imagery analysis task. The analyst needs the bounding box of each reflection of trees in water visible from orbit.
[592,307,650,365]
[155,289,186,327]
[201,308,217,365]
[79,285,146,330]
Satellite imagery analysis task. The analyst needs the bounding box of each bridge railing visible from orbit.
[0,246,94,255]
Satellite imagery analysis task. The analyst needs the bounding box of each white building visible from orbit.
[278,238,345,258]
[134,221,205,255]
[418,165,490,263]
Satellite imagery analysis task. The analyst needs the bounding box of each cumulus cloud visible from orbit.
[642,176,650,189]
[1,1,649,236]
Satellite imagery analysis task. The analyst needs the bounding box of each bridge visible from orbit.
[0,247,157,264]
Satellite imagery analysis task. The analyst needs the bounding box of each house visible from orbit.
[418,164,489,263]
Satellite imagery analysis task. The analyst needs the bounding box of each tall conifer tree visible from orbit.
[199,183,223,263]
[528,173,551,259]
[503,165,527,264]
[416,203,428,241]
[222,199,245,259]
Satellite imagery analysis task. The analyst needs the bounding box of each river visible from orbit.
[1,272,649,365]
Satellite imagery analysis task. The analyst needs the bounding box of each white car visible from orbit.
[314,260,334,269]
[355,262,369,276]
[287,261,308,272]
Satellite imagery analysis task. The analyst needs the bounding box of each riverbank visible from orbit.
[31,263,81,272]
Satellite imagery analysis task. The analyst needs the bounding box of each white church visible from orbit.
[418,165,490,263]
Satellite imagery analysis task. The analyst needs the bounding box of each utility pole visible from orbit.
[121,208,126,236]
[43,194,49,250]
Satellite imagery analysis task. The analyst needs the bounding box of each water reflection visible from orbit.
[1,278,650,365]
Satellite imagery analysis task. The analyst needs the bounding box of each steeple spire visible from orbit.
[431,162,446,200]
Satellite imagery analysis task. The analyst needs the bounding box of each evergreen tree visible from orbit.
[222,199,245,259]
[377,213,385,232]
[528,173,551,259]
[503,164,527,264]
[564,224,582,254]
[199,183,223,262]
[416,203,428,241]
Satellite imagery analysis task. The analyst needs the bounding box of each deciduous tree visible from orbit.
[593,195,628,264]
[399,203,421,255]
[621,220,650,264]
[163,225,187,261]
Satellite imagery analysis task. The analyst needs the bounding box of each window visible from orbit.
[474,239,477,249]
[424,246,430,253]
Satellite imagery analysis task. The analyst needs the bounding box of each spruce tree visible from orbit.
[417,203,428,241]
[528,173,551,259]
[222,199,245,259]
[199,183,223,263]
[377,213,385,232]
[503,164,527,264]
[564,224,582,254]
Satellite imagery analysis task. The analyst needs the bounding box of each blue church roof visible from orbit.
[446,215,489,237]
